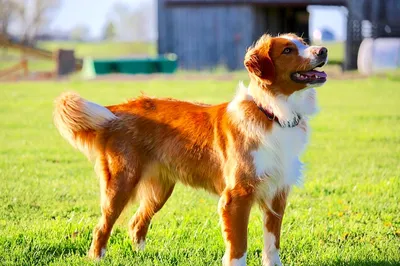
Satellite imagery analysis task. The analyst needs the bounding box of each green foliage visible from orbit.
[69,25,90,42]
[0,77,399,265]
[102,21,117,41]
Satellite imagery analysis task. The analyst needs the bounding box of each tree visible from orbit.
[0,0,17,36]
[70,24,90,42]
[108,0,157,42]
[107,2,132,41]
[128,1,156,42]
[102,21,116,41]
[12,0,60,44]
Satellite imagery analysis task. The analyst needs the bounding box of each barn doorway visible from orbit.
[308,5,348,67]
[255,7,310,43]
[254,5,347,67]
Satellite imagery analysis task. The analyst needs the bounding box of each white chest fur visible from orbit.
[228,83,319,200]
[251,119,309,199]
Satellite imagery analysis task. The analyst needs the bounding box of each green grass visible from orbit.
[0,76,399,265]
[0,41,156,72]
[38,41,156,58]
[321,42,344,64]
[0,60,55,73]
[1,41,342,74]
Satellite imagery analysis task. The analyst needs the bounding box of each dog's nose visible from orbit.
[316,47,328,57]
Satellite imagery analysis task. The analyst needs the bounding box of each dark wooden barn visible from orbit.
[157,0,400,71]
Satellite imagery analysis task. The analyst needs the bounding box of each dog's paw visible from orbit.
[133,239,146,251]
[137,239,146,250]
[88,247,106,260]
[222,252,247,266]
[262,250,282,266]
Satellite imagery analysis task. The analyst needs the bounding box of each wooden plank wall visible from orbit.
[371,0,400,38]
[158,2,254,70]
[160,0,400,70]
[158,1,313,70]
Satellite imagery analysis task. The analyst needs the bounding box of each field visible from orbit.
[0,74,399,265]
[0,41,342,73]
[0,41,156,72]
[323,42,344,64]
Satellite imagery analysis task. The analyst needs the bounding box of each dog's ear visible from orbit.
[244,35,275,85]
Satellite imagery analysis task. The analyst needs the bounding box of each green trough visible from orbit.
[82,54,178,79]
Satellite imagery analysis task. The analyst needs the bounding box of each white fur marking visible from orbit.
[246,82,318,124]
[292,39,308,58]
[100,248,106,258]
[252,124,307,199]
[228,83,318,199]
[223,252,247,266]
[262,225,282,266]
[263,249,281,266]
[263,94,297,125]
[281,35,329,67]
[84,100,117,123]
[288,89,319,116]
[282,35,308,58]
[227,82,253,113]
[137,239,146,250]
[54,92,118,160]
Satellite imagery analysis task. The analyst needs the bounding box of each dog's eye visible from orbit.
[282,48,292,54]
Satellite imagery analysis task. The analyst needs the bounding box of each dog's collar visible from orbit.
[257,106,301,128]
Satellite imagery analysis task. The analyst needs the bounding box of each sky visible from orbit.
[50,0,347,41]
[50,0,137,35]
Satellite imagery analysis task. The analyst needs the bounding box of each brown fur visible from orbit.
[53,33,322,264]
[263,187,289,250]
[245,34,311,96]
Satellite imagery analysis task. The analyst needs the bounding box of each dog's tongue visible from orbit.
[303,70,327,78]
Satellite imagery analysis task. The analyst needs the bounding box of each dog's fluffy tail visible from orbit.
[53,92,117,160]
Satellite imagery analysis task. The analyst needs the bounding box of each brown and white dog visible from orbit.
[53,33,327,266]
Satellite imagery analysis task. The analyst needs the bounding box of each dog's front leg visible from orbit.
[261,187,289,266]
[218,185,254,266]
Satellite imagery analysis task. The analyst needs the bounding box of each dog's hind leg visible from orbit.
[128,175,175,250]
[88,154,141,259]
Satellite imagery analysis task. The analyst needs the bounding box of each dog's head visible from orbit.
[244,33,328,95]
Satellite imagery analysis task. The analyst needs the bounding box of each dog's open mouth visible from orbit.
[291,67,327,84]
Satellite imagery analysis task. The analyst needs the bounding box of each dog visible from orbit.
[53,33,327,266]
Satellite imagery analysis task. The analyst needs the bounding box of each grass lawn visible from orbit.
[1,41,342,74]
[322,42,344,64]
[0,41,156,72]
[38,41,156,58]
[0,75,399,265]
